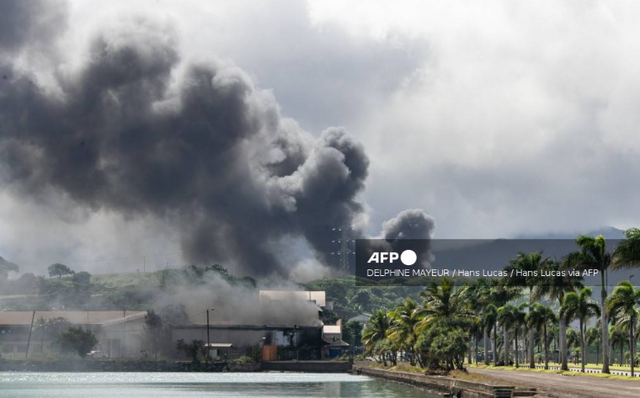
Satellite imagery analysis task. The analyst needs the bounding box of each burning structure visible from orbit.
[172,289,342,361]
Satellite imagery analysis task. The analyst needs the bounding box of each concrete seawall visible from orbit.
[0,360,350,373]
[353,366,536,398]
[262,361,352,373]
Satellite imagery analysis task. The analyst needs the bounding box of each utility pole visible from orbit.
[25,310,36,359]
[331,226,354,275]
[206,308,214,361]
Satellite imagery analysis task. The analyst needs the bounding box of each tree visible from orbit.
[483,304,498,365]
[417,278,475,332]
[0,256,19,280]
[48,263,75,278]
[343,321,363,347]
[606,280,640,376]
[351,291,372,311]
[575,234,613,373]
[511,303,528,368]
[526,303,556,370]
[585,327,602,366]
[612,228,640,269]
[566,327,579,357]
[503,251,551,368]
[415,278,475,370]
[387,298,422,366]
[56,326,98,358]
[176,339,204,363]
[35,317,71,354]
[609,324,627,366]
[144,310,163,359]
[363,310,394,365]
[532,255,583,370]
[498,304,516,366]
[561,287,600,372]
[72,271,91,285]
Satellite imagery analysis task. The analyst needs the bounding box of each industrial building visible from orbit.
[0,290,346,361]
[0,311,146,358]
[172,290,346,361]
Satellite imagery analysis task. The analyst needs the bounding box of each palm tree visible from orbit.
[483,304,498,365]
[566,327,579,364]
[609,324,627,366]
[606,281,640,376]
[511,303,527,368]
[533,256,584,370]
[363,310,392,365]
[498,305,516,365]
[417,277,475,331]
[475,278,519,365]
[575,234,613,373]
[561,287,601,372]
[388,298,422,365]
[526,303,556,369]
[466,279,491,364]
[504,251,551,368]
[585,327,602,366]
[613,228,640,269]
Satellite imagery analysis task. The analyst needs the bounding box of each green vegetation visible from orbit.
[362,228,640,375]
[56,327,98,358]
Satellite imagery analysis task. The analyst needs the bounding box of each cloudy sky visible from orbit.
[2,0,640,276]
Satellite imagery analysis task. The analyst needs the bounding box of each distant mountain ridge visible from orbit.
[515,226,626,240]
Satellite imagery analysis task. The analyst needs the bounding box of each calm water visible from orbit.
[0,372,438,398]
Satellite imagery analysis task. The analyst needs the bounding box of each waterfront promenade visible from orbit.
[469,367,640,398]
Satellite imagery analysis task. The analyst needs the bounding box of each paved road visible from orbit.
[469,367,640,398]
[534,364,640,377]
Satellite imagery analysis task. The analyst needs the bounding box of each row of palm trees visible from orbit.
[362,228,640,375]
[471,230,640,375]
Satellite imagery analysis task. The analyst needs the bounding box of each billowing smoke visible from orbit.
[0,0,67,56]
[0,2,370,276]
[381,208,436,240]
[379,209,436,267]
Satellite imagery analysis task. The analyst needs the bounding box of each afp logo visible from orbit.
[367,249,417,266]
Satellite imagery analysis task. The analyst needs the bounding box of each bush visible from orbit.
[233,356,254,364]
[56,327,98,358]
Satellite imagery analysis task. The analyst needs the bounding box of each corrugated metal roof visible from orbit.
[205,343,233,348]
[258,290,326,307]
[0,311,146,326]
[322,324,341,334]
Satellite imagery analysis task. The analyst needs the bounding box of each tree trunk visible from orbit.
[580,320,586,372]
[630,321,635,377]
[475,334,479,365]
[529,304,536,369]
[600,283,610,373]
[504,324,509,365]
[544,324,549,370]
[468,332,473,365]
[484,325,490,365]
[493,324,498,365]
[621,342,624,366]
[514,329,519,368]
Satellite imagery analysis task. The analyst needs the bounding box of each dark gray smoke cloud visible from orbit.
[0,0,67,56]
[0,4,370,276]
[380,209,435,267]
[381,209,435,240]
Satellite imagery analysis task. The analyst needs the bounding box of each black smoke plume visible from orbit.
[0,3,369,276]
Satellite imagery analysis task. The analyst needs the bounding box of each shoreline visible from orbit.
[353,365,536,398]
[0,360,351,373]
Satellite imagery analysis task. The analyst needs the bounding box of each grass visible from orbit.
[91,271,162,288]
[467,363,640,381]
